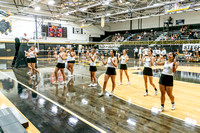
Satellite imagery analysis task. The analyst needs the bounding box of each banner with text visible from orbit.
[182,44,200,51]
[99,44,121,50]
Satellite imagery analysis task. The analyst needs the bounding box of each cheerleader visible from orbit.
[66,48,76,76]
[99,50,118,97]
[141,49,157,96]
[25,49,32,75]
[156,48,160,57]
[86,49,97,87]
[118,49,130,85]
[54,47,66,84]
[29,47,40,79]
[156,53,178,111]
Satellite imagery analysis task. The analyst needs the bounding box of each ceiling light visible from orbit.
[80,8,87,11]
[65,13,69,15]
[48,0,55,5]
[127,118,136,126]
[102,0,111,5]
[106,13,111,16]
[35,6,40,11]
[119,0,123,3]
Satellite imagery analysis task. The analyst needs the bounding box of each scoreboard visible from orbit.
[48,25,62,37]
[41,23,67,38]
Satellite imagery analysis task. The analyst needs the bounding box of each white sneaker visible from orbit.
[38,73,42,77]
[27,72,31,75]
[171,104,175,110]
[60,81,66,85]
[88,84,93,87]
[159,106,164,112]
[98,92,104,97]
[53,81,58,84]
[109,91,113,96]
[69,74,74,77]
[119,82,122,86]
[31,75,36,79]
[144,92,148,96]
[127,81,130,85]
[92,83,97,87]
[154,90,158,96]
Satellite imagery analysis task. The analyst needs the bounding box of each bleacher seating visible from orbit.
[101,24,200,42]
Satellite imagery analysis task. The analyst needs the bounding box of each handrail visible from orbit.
[0,39,200,45]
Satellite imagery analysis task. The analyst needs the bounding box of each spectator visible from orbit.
[189,31,193,39]
[171,34,175,41]
[125,31,130,36]
[134,47,138,58]
[193,31,198,39]
[143,31,147,36]
[137,35,141,41]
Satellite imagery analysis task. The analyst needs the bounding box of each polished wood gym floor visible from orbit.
[0,58,200,132]
[0,91,39,133]
[99,65,200,125]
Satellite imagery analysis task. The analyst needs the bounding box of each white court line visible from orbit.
[97,73,200,127]
[0,71,107,133]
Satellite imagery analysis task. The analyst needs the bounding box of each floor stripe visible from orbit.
[0,71,107,133]
[97,73,200,127]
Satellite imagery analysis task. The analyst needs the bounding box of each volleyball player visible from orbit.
[134,47,138,58]
[139,47,142,59]
[29,47,40,79]
[86,49,97,87]
[118,49,130,85]
[99,50,118,97]
[143,47,149,55]
[156,52,178,111]
[141,49,157,96]
[54,47,66,84]
[156,48,161,57]
[66,48,76,76]
[161,48,167,60]
[25,49,32,75]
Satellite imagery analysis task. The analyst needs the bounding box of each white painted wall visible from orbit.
[106,10,200,31]
[0,15,105,43]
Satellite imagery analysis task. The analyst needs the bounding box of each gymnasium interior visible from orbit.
[0,0,200,132]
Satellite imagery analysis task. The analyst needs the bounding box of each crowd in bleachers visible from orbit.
[162,25,199,41]
[102,25,200,42]
[103,30,156,42]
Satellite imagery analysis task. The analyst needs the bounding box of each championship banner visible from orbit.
[99,43,121,50]
[182,44,200,51]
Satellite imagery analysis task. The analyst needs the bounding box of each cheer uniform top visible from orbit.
[143,57,153,76]
[89,54,97,72]
[159,61,174,86]
[106,57,117,75]
[56,52,65,68]
[120,55,128,70]
[67,52,75,63]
